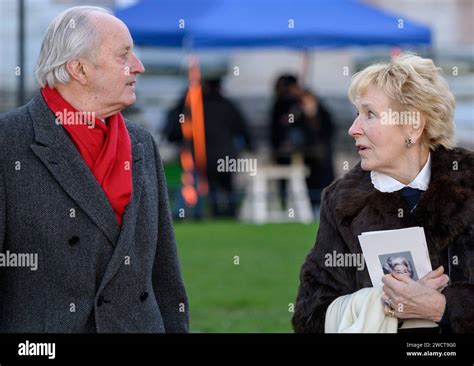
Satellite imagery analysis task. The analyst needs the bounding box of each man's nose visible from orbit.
[130,52,145,74]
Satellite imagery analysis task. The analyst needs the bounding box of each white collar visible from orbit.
[370,153,431,193]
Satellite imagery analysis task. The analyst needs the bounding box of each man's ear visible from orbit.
[65,59,88,86]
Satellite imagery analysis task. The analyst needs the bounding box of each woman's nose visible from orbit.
[348,116,363,137]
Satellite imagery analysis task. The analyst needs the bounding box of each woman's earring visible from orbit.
[405,137,414,148]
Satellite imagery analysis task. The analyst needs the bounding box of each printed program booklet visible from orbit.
[358,227,432,287]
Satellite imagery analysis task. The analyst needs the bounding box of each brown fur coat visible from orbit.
[292,146,473,333]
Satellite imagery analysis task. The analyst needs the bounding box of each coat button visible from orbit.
[97,296,110,307]
[69,236,80,246]
[139,292,149,302]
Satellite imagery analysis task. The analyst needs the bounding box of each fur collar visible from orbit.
[328,146,473,254]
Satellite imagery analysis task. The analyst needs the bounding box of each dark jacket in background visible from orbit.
[270,95,303,159]
[270,96,335,205]
[164,92,252,179]
[300,101,335,203]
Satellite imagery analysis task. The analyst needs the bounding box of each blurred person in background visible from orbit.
[270,74,303,164]
[269,74,304,208]
[165,78,253,218]
[269,75,335,212]
[299,89,335,210]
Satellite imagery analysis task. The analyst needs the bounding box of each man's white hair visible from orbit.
[35,6,111,88]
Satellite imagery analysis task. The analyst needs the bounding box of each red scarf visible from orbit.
[42,86,132,226]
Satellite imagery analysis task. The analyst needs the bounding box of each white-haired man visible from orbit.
[0,6,189,333]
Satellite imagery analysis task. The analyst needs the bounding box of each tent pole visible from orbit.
[178,53,208,209]
[299,49,311,88]
[187,54,208,196]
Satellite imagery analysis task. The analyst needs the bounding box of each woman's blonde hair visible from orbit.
[348,53,455,150]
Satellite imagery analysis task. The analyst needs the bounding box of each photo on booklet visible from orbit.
[378,251,418,281]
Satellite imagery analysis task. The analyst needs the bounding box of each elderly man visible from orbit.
[0,6,188,333]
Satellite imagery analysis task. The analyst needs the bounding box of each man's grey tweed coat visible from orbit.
[0,92,189,333]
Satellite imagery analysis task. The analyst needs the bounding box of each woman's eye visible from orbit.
[368,111,376,119]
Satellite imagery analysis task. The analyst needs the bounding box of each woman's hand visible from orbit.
[418,266,450,292]
[381,270,447,322]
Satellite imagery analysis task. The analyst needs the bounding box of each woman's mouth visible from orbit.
[356,145,370,153]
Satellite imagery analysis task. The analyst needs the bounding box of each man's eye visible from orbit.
[368,111,376,119]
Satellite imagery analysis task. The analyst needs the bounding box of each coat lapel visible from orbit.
[96,137,145,295]
[119,139,145,231]
[28,93,121,246]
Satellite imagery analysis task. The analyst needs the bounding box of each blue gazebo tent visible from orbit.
[115,0,431,49]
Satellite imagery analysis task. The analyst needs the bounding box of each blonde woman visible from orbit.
[292,53,473,333]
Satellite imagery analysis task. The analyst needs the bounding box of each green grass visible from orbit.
[174,220,318,333]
